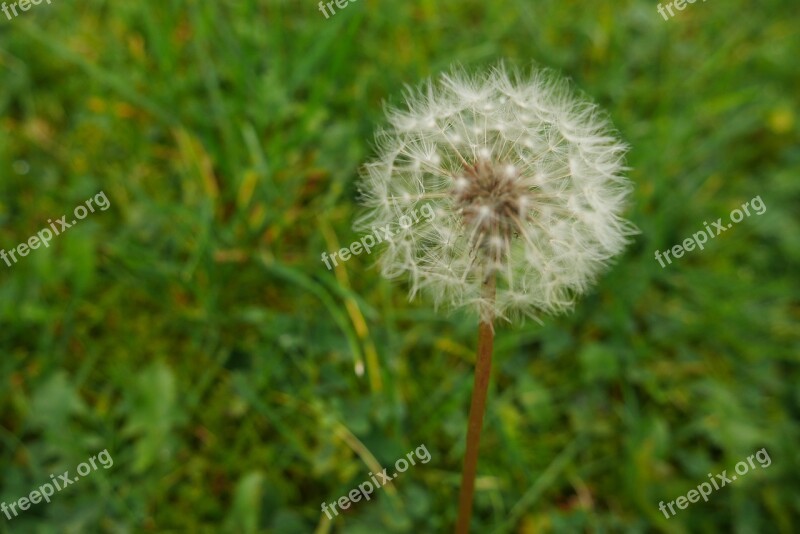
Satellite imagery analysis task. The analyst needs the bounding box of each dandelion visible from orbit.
[355,64,636,531]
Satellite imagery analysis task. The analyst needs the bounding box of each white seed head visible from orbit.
[355,64,637,322]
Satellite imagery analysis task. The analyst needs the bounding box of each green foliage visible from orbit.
[0,0,798,532]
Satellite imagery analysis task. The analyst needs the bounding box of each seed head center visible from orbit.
[453,158,531,249]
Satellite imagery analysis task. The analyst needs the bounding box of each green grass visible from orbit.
[0,0,798,532]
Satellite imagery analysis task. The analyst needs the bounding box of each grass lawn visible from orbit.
[0,0,798,531]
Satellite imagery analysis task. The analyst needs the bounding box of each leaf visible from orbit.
[121,361,178,473]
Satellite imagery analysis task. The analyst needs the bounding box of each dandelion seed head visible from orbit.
[356,63,636,322]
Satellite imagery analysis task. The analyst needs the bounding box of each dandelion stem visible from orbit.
[455,271,496,533]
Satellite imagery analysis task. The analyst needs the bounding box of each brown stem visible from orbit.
[455,273,496,533]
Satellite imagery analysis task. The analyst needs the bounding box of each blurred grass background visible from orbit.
[1,0,799,532]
